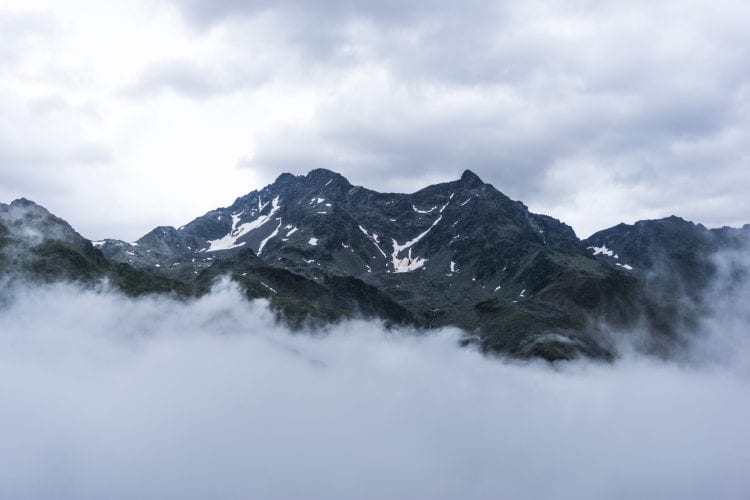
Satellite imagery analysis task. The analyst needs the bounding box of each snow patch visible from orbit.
[308,238,318,246]
[392,248,427,273]
[258,220,282,255]
[257,196,269,212]
[588,245,618,259]
[391,214,443,273]
[205,196,281,252]
[359,226,387,258]
[412,205,436,214]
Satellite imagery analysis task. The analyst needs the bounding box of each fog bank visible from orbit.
[0,280,749,500]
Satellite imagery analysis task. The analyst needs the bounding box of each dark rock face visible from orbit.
[4,171,748,361]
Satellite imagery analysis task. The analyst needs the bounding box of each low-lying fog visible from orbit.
[1,277,748,500]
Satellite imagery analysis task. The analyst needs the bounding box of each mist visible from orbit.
[1,278,749,500]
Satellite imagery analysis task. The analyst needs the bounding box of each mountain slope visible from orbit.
[0,198,415,329]
[583,218,750,353]
[7,170,746,361]
[0,199,191,296]
[97,169,670,359]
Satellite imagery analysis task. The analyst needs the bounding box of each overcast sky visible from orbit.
[1,0,749,240]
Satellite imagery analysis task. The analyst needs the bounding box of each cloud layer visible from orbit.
[0,0,748,239]
[1,279,749,500]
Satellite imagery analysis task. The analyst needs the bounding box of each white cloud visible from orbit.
[0,0,748,240]
[0,278,749,499]
[0,0,316,240]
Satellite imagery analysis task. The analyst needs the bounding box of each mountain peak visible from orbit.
[10,197,43,209]
[459,169,484,188]
[305,168,351,186]
[5,198,54,219]
[273,172,297,185]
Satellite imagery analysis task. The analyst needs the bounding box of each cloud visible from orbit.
[1,0,748,240]
[171,0,475,34]
[124,59,267,99]
[246,71,558,194]
[0,277,749,499]
[210,0,750,232]
[0,10,58,69]
[0,94,109,182]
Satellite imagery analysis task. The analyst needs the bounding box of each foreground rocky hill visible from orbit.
[3,170,748,360]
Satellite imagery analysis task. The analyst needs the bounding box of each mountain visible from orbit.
[4,170,748,361]
[585,216,749,296]
[0,198,414,329]
[0,199,192,296]
[583,217,750,353]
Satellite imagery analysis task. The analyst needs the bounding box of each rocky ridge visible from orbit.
[3,170,748,360]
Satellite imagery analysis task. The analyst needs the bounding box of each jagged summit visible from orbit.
[272,172,298,185]
[271,168,487,197]
[305,168,351,184]
[10,197,43,208]
[267,169,353,195]
[459,169,484,188]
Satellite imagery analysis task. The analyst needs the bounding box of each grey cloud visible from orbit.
[3,0,749,240]
[171,0,500,71]
[1,277,749,499]
[246,75,745,205]
[247,111,557,197]
[172,0,475,30]
[217,0,750,229]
